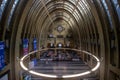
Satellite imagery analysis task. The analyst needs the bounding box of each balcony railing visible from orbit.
[19,48,100,78]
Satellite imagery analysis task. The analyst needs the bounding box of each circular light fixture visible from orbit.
[20,49,100,78]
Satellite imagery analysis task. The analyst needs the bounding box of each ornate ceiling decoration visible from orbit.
[55,25,65,33]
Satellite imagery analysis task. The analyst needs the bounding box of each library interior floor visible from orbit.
[0,0,120,80]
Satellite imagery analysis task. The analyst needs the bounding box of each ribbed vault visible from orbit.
[20,0,94,47]
[15,0,104,79]
[0,0,120,80]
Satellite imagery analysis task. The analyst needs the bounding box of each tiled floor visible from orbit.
[28,59,99,80]
[31,60,90,76]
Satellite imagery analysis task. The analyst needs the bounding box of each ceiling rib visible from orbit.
[41,0,55,27]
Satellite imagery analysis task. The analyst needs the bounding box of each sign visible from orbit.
[33,38,37,50]
[23,39,29,55]
[0,41,5,71]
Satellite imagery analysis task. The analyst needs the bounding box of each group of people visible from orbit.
[54,51,72,61]
[40,50,79,61]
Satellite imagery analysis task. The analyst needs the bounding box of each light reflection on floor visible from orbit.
[31,60,90,76]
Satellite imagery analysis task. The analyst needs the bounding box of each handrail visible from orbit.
[20,48,100,78]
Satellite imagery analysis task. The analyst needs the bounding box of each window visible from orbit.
[101,0,114,30]
[111,0,120,21]
[0,0,8,20]
[57,43,63,48]
[101,0,117,67]
[7,0,19,27]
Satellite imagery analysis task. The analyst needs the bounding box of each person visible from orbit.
[41,45,45,49]
[66,51,71,60]
[62,52,66,60]
[58,53,62,60]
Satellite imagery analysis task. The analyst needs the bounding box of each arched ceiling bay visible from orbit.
[21,0,92,42]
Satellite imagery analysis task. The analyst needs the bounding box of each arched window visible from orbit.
[111,0,120,21]
[7,0,19,27]
[101,0,114,30]
[57,42,63,48]
[0,0,8,20]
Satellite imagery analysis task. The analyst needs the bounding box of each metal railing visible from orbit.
[20,48,100,78]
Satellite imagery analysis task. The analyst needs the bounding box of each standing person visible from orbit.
[41,45,45,49]
[58,53,62,60]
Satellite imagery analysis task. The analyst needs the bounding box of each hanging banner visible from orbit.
[23,39,29,55]
[33,38,37,50]
[33,38,37,66]
[0,41,5,71]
